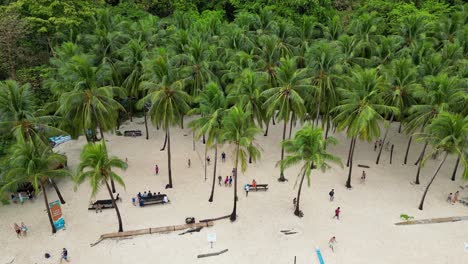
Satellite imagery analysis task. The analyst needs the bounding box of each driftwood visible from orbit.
[178,226,203,235]
[395,216,468,226]
[199,214,231,223]
[358,164,370,168]
[90,221,213,246]
[284,232,298,235]
[197,249,228,258]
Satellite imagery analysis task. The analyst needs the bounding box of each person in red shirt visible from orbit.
[252,179,257,191]
[333,207,341,220]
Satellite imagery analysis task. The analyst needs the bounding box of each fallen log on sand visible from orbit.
[358,164,370,168]
[90,221,213,247]
[197,249,228,258]
[395,216,468,226]
[199,214,231,223]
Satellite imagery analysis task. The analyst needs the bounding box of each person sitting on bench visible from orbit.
[137,192,142,199]
[163,195,168,203]
[252,179,257,190]
[143,191,148,197]
[148,191,153,197]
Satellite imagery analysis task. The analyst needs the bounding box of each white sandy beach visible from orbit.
[1,117,467,264]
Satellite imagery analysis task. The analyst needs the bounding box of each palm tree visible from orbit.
[55,54,125,141]
[333,67,397,188]
[280,125,341,217]
[188,82,227,202]
[221,106,261,221]
[138,49,191,188]
[417,112,467,210]
[376,58,418,164]
[1,140,70,233]
[262,57,310,182]
[75,141,127,232]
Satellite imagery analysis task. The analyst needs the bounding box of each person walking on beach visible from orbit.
[374,141,378,151]
[206,156,211,165]
[333,207,341,220]
[245,184,250,197]
[447,193,453,203]
[218,176,222,186]
[155,164,159,175]
[329,236,337,252]
[329,189,334,201]
[13,223,21,238]
[361,170,366,183]
[221,152,226,162]
[20,222,28,237]
[452,191,460,204]
[60,248,69,263]
[188,158,191,168]
[229,176,233,187]
[224,176,229,186]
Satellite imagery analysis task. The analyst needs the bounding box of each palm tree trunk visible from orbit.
[41,181,57,234]
[376,114,394,164]
[180,115,184,129]
[202,134,206,144]
[414,142,428,184]
[84,128,91,143]
[144,108,149,140]
[104,179,123,232]
[192,131,195,151]
[415,141,428,166]
[346,137,355,167]
[288,115,294,139]
[264,121,270,136]
[418,152,448,210]
[294,169,307,217]
[278,117,288,182]
[208,142,218,202]
[167,126,173,188]
[160,131,167,151]
[230,144,240,221]
[325,117,330,139]
[346,137,357,188]
[111,178,116,193]
[49,179,66,204]
[451,155,460,181]
[99,126,105,141]
[272,114,276,125]
[204,146,207,181]
[315,100,321,127]
[129,98,133,122]
[398,123,402,133]
[403,136,412,165]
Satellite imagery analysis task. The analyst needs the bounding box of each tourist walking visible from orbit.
[333,207,341,220]
[361,170,366,183]
[218,175,222,186]
[229,176,233,187]
[447,193,453,203]
[329,189,334,201]
[224,176,229,186]
[13,223,21,238]
[452,191,460,204]
[374,141,378,151]
[206,156,211,165]
[221,152,226,162]
[155,164,159,175]
[245,184,250,197]
[60,248,69,263]
[329,236,337,252]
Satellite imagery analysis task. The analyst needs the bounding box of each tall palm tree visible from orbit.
[138,49,191,188]
[417,112,467,210]
[75,141,127,232]
[55,54,125,141]
[188,82,227,202]
[280,125,341,217]
[262,57,310,182]
[376,58,418,164]
[333,67,397,188]
[1,140,70,233]
[221,106,261,221]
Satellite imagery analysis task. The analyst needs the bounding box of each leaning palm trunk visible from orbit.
[104,179,123,232]
[49,178,66,204]
[208,142,218,202]
[230,144,240,221]
[160,132,167,151]
[288,115,294,139]
[418,152,448,210]
[167,126,173,188]
[346,137,356,167]
[376,114,394,164]
[144,108,149,140]
[346,137,357,188]
[294,170,307,217]
[415,142,428,184]
[279,118,288,182]
[403,136,412,165]
[41,181,57,234]
[451,155,460,181]
[204,146,207,181]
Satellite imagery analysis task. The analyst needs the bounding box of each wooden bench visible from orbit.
[124,130,142,137]
[139,195,170,206]
[88,200,114,210]
[248,184,268,191]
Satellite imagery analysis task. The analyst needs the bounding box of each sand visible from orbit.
[1,117,467,264]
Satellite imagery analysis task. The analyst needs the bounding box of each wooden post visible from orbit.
[390,144,394,164]
[294,256,296,264]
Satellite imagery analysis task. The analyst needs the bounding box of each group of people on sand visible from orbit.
[10,191,34,204]
[218,175,233,187]
[134,191,168,206]
[447,191,460,204]
[13,222,28,238]
[327,189,340,252]
[373,139,391,151]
